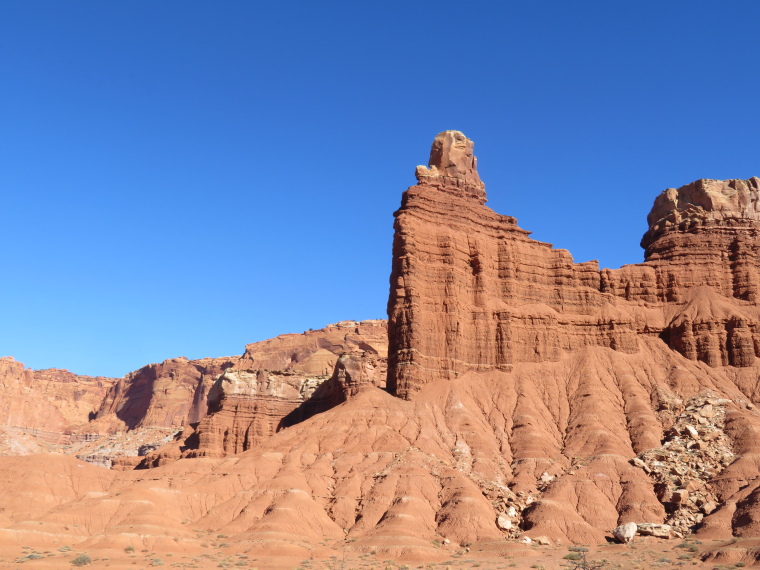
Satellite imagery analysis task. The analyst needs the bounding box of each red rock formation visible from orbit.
[91,320,387,436]
[92,356,237,432]
[132,321,388,464]
[388,132,760,398]
[8,133,760,563]
[0,356,116,442]
[144,350,384,463]
[239,319,388,375]
[384,131,760,543]
[389,131,634,399]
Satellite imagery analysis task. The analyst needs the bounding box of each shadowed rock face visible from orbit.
[133,322,389,466]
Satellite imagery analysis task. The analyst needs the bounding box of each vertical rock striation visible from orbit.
[388,132,760,399]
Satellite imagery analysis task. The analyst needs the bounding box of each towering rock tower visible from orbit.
[387,131,760,399]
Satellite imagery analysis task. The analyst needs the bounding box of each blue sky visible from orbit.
[2,1,759,377]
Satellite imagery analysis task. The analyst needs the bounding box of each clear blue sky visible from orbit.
[2,1,759,377]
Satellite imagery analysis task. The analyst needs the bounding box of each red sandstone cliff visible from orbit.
[384,130,760,543]
[0,356,117,453]
[138,320,388,464]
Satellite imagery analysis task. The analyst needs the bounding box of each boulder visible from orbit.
[613,522,637,544]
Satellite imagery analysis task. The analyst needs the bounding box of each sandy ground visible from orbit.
[0,536,743,569]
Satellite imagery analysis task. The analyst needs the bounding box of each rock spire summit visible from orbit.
[414,130,486,204]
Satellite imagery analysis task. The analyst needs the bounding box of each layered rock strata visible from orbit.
[142,350,384,464]
[94,319,387,436]
[388,131,760,398]
[380,131,760,546]
[131,321,387,465]
[0,321,388,465]
[0,356,116,448]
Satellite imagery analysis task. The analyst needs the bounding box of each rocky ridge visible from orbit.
[0,320,388,468]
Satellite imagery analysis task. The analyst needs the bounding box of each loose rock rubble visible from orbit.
[632,392,734,535]
[490,488,538,539]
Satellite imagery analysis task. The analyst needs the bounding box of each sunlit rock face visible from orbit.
[388,133,760,400]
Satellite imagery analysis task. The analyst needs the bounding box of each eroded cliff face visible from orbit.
[388,131,760,398]
[381,131,760,544]
[0,321,389,468]
[0,357,117,453]
[134,321,388,465]
[93,356,237,432]
[176,351,383,459]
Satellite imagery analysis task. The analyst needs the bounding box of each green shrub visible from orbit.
[71,553,92,566]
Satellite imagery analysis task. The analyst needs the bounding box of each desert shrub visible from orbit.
[125,545,135,553]
[71,553,92,566]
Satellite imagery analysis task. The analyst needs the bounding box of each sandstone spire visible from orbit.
[414,130,486,204]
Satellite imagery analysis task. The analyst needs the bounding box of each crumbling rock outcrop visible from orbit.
[144,351,384,463]
[414,130,486,204]
[134,322,388,465]
[239,319,387,375]
[93,320,387,435]
[184,368,329,458]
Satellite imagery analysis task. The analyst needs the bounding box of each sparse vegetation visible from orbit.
[70,553,92,566]
[563,548,606,569]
